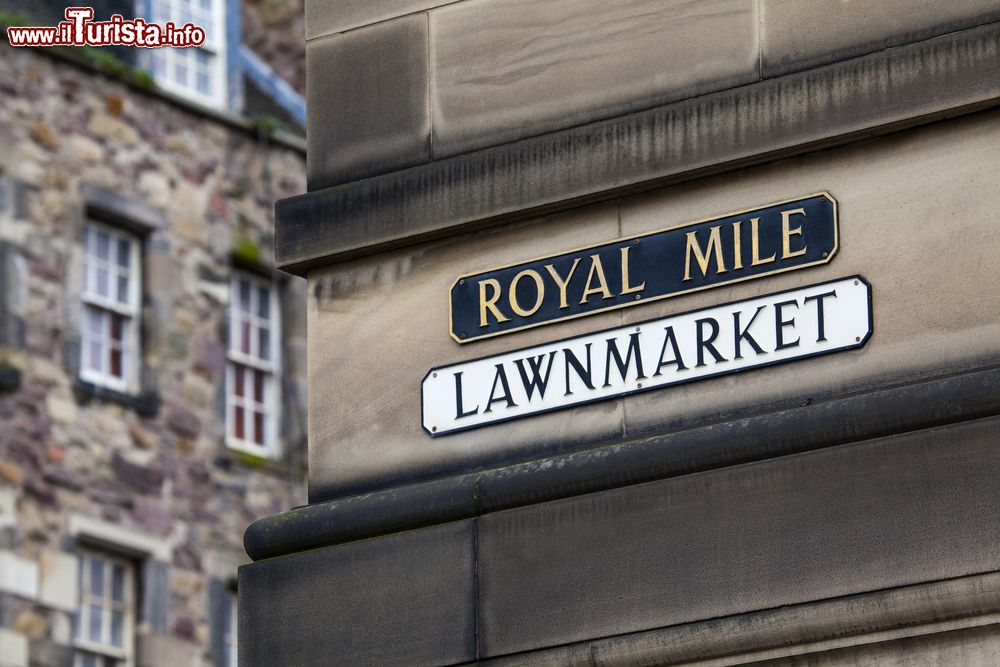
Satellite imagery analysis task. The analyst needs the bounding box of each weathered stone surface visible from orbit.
[128,422,157,450]
[617,107,1000,439]
[27,638,73,667]
[112,451,164,495]
[472,571,1000,665]
[307,203,624,501]
[165,404,201,439]
[276,23,1000,272]
[239,520,477,667]
[476,417,1000,657]
[306,14,430,189]
[0,628,28,667]
[305,0,453,38]
[0,460,23,486]
[136,633,201,667]
[761,0,1000,76]
[430,0,759,158]
[305,108,1000,501]
[37,549,78,613]
[0,550,37,599]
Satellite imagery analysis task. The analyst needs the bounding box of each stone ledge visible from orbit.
[469,571,1000,666]
[275,22,1000,275]
[245,363,1000,560]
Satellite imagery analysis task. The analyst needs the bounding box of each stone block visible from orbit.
[0,628,28,667]
[430,0,758,157]
[0,551,37,600]
[617,105,1000,439]
[26,638,72,667]
[136,633,200,667]
[306,14,430,190]
[0,488,14,529]
[476,417,1000,657]
[37,550,77,613]
[277,25,1000,272]
[306,202,624,502]
[761,0,1000,76]
[306,0,454,38]
[239,520,476,667]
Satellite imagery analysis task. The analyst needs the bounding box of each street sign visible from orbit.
[425,276,871,435]
[449,193,838,343]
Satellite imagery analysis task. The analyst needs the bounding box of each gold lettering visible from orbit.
[750,217,776,266]
[732,221,743,270]
[544,258,581,310]
[781,207,807,259]
[580,255,613,303]
[478,279,510,327]
[683,226,726,281]
[619,246,645,295]
[509,270,545,317]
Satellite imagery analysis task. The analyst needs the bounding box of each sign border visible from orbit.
[449,192,839,343]
[427,274,872,436]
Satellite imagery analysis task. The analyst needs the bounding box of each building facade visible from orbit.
[0,3,307,665]
[244,1,1000,665]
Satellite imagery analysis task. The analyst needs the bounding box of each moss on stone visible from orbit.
[231,234,263,266]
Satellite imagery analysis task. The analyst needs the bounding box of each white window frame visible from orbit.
[73,549,136,667]
[226,271,281,458]
[145,0,228,108]
[80,221,142,393]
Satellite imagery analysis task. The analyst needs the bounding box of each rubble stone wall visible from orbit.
[0,44,307,667]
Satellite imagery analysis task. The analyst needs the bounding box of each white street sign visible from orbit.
[422,276,872,436]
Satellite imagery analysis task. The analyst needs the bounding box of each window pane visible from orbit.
[196,71,210,95]
[241,320,251,355]
[239,280,251,313]
[234,365,244,397]
[234,406,244,439]
[88,341,103,372]
[111,565,125,602]
[110,315,123,343]
[258,327,270,361]
[80,654,97,667]
[253,411,263,445]
[253,370,263,403]
[75,602,86,640]
[88,603,103,642]
[117,275,129,304]
[95,267,109,297]
[110,349,122,379]
[153,49,166,77]
[111,609,123,648]
[95,230,110,261]
[116,238,130,268]
[257,286,269,320]
[86,306,103,334]
[90,558,105,597]
[175,59,188,86]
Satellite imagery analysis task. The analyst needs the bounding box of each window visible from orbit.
[226,272,280,457]
[148,0,227,107]
[81,223,141,392]
[74,551,135,667]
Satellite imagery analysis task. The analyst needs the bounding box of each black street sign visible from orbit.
[450,193,838,343]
